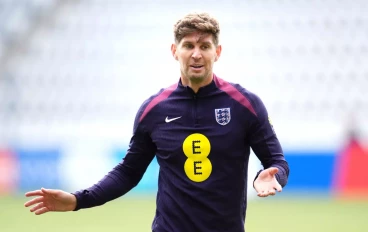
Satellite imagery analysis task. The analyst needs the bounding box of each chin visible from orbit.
[189,76,206,83]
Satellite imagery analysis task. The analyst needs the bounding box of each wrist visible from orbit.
[253,170,263,188]
[69,193,78,211]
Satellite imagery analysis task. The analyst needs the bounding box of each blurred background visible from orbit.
[1,0,368,231]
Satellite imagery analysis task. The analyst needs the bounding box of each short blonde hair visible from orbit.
[173,12,220,45]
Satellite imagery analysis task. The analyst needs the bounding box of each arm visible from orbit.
[73,123,156,210]
[247,94,289,195]
[24,127,156,214]
[24,97,157,215]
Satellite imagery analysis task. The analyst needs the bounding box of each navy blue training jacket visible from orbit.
[74,74,289,232]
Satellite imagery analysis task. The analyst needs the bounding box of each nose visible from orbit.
[191,48,202,60]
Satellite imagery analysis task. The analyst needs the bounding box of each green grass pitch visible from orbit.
[1,194,368,232]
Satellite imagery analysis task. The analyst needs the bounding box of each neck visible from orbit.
[181,73,214,93]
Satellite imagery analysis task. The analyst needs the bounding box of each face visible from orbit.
[171,32,222,85]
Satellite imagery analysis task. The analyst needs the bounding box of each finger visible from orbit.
[257,191,267,197]
[24,196,45,207]
[262,191,271,197]
[25,190,44,197]
[275,184,282,192]
[268,167,279,176]
[258,189,276,197]
[268,189,276,196]
[41,188,59,196]
[30,202,45,213]
[34,207,50,215]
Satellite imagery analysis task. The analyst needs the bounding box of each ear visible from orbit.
[215,45,222,62]
[171,44,178,60]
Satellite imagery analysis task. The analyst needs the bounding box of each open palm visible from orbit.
[24,188,77,215]
[254,167,282,197]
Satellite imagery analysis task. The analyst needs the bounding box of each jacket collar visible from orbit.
[177,74,219,96]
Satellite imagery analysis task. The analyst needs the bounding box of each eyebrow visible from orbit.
[181,40,213,45]
[181,33,214,45]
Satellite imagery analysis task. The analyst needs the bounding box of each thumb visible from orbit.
[268,167,279,176]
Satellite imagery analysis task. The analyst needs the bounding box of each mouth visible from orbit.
[190,65,204,70]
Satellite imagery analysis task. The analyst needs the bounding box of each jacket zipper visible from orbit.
[193,94,198,126]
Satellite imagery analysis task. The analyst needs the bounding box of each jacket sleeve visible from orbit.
[73,107,156,210]
[247,93,289,187]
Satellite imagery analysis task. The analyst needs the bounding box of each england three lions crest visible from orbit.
[215,108,231,125]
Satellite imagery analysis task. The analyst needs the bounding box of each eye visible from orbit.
[201,45,210,50]
[183,44,193,49]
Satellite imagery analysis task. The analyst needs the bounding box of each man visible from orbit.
[24,12,289,232]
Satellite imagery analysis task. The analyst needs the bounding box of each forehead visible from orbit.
[180,32,215,44]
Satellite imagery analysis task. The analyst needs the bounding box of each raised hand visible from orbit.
[24,188,77,215]
[254,167,282,197]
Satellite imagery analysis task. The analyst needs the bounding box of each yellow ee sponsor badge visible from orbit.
[182,133,212,182]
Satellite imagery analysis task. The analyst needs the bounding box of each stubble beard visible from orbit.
[189,74,206,84]
[186,68,210,85]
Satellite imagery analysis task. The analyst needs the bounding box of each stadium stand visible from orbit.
[0,0,367,148]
